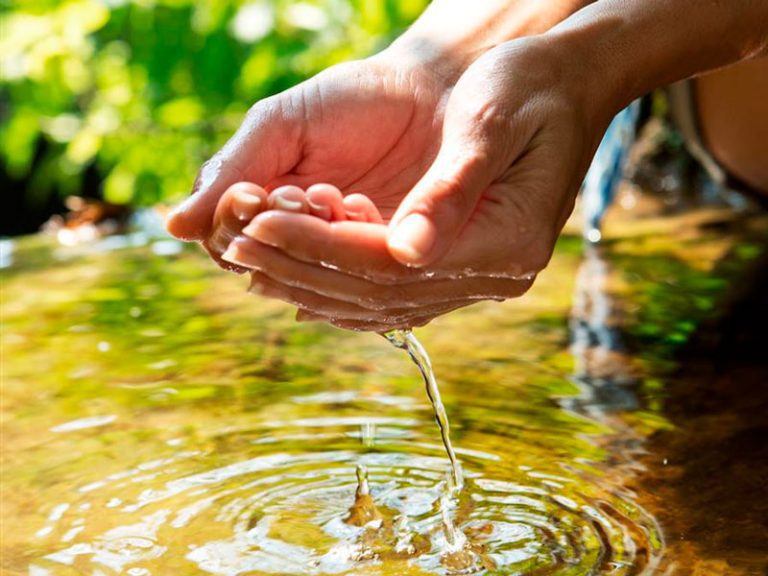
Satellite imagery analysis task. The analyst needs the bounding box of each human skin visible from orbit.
[211,183,459,328]
[696,57,768,192]
[169,0,768,332]
[166,0,592,253]
[207,181,383,274]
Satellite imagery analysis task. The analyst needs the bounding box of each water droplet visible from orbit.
[361,422,376,448]
[586,228,602,243]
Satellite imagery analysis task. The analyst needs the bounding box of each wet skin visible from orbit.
[168,0,768,332]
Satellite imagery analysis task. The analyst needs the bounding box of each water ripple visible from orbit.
[30,414,662,575]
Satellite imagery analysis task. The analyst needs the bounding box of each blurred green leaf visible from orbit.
[156,97,205,127]
[1,0,429,206]
[1,108,40,178]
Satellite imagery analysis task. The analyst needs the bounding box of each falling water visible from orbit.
[383,329,463,492]
[383,329,476,569]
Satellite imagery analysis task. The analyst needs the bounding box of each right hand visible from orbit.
[221,37,620,331]
[165,50,454,262]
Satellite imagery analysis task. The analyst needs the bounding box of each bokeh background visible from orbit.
[1,0,428,234]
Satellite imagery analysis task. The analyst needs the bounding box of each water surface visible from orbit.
[3,195,767,575]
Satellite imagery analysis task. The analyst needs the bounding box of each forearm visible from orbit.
[547,0,768,121]
[384,0,594,82]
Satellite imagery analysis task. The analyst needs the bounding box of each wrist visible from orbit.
[376,35,473,88]
[542,0,768,119]
[379,0,593,88]
[537,20,632,128]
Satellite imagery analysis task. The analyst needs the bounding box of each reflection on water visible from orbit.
[19,398,660,575]
[3,198,768,575]
[568,245,640,415]
[0,238,13,268]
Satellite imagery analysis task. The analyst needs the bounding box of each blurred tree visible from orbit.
[0,0,427,214]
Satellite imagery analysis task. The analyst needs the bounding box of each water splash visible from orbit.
[27,411,661,575]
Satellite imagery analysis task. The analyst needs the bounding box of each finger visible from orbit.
[165,97,302,240]
[330,301,473,330]
[207,183,268,256]
[242,211,422,283]
[222,234,533,307]
[249,271,471,324]
[434,143,569,277]
[343,194,385,224]
[268,185,310,214]
[295,308,440,332]
[386,89,528,267]
[306,183,346,221]
[385,150,492,268]
[244,210,539,285]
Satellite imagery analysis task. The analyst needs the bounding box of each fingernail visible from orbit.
[221,244,240,265]
[307,199,332,220]
[233,189,261,220]
[242,218,279,248]
[273,195,304,212]
[306,198,324,211]
[345,210,366,222]
[389,213,436,265]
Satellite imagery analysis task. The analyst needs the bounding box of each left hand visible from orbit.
[223,37,616,331]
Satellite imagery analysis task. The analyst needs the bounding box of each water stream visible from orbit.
[383,328,474,570]
[383,329,463,492]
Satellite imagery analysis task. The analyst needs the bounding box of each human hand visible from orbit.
[203,180,383,273]
[219,37,618,331]
[165,51,451,264]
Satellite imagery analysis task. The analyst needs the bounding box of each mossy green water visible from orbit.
[2,204,766,574]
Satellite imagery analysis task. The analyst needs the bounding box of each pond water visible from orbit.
[3,193,767,575]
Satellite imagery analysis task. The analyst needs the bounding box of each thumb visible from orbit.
[387,141,495,267]
[166,98,299,241]
[165,159,243,241]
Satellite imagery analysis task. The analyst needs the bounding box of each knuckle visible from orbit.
[245,97,275,122]
[458,98,512,147]
[409,173,475,232]
[474,102,510,136]
[433,174,475,215]
[193,156,220,191]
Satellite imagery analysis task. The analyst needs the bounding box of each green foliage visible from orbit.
[1,0,427,206]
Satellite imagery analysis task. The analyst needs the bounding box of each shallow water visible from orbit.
[3,197,768,575]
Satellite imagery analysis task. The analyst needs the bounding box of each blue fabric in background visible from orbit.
[581,100,642,242]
